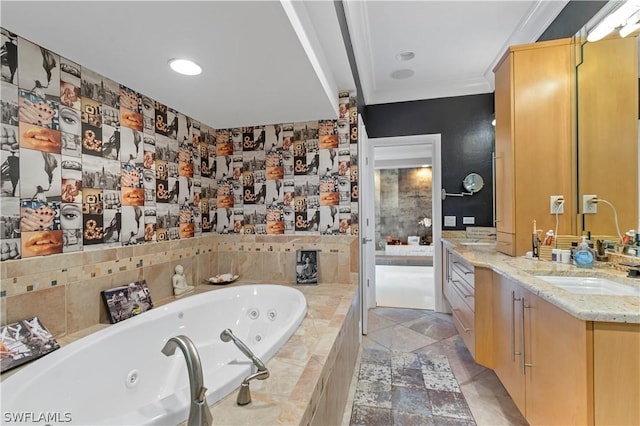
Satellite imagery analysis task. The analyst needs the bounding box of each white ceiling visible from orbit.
[344,0,568,105]
[1,0,568,128]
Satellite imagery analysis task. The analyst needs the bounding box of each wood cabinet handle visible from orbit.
[520,298,528,374]
[511,291,522,362]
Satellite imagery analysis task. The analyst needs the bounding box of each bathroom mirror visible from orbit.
[462,173,484,193]
[575,11,639,238]
[441,172,484,200]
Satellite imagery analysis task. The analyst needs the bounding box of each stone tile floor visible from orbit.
[343,307,528,426]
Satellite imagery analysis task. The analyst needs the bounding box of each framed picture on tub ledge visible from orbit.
[0,316,60,373]
[101,280,154,324]
[296,249,319,285]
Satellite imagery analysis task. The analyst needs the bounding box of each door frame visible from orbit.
[359,133,445,333]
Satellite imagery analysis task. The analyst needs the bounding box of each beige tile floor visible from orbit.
[342,307,528,425]
[375,265,435,310]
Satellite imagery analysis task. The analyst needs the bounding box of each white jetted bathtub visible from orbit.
[1,284,307,425]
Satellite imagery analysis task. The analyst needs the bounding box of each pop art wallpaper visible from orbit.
[0,28,359,261]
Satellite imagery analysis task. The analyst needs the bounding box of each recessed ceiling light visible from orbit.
[396,51,415,61]
[168,58,202,76]
[391,69,414,80]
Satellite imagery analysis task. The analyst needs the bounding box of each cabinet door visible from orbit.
[524,291,591,425]
[492,273,526,414]
[593,322,640,425]
[494,54,515,238]
[511,41,573,255]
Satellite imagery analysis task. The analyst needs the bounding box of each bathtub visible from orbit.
[1,284,307,425]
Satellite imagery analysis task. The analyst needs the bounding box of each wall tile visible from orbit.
[6,286,66,337]
[66,275,112,333]
[142,261,174,302]
[0,294,6,326]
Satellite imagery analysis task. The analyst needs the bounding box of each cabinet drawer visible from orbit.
[445,279,474,329]
[449,273,475,312]
[446,284,475,356]
[451,258,474,288]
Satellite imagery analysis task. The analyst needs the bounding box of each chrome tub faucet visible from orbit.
[162,335,213,426]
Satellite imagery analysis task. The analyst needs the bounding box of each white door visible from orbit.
[358,116,375,334]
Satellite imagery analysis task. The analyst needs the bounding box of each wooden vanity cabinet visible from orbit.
[494,38,575,256]
[443,246,492,366]
[492,273,591,425]
[445,246,639,425]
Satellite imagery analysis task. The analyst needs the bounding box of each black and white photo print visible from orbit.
[1,29,18,85]
[59,57,81,87]
[1,147,19,197]
[17,37,59,101]
[19,149,61,202]
[120,127,143,164]
[1,81,19,127]
[80,66,119,107]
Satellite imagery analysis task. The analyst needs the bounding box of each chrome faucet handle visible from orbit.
[220,328,270,406]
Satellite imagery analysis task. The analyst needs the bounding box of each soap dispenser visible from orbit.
[574,236,594,269]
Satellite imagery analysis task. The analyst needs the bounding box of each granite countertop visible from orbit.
[443,239,640,323]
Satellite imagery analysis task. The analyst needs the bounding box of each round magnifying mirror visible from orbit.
[463,173,484,193]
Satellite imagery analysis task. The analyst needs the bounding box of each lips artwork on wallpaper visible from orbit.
[0,27,359,261]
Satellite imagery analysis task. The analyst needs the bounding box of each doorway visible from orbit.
[361,134,444,317]
[374,166,435,310]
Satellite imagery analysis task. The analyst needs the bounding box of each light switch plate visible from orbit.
[463,216,475,225]
[444,216,456,227]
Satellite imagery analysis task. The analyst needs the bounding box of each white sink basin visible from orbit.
[536,276,640,296]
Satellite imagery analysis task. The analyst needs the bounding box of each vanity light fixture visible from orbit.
[620,14,640,37]
[168,58,202,76]
[587,0,640,42]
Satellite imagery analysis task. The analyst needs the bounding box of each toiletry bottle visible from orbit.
[532,220,540,258]
[574,236,594,269]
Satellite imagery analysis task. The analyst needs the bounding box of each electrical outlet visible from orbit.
[550,195,564,214]
[583,194,598,214]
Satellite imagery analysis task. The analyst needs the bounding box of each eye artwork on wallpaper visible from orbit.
[0,27,358,261]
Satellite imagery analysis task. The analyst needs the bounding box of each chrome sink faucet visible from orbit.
[220,328,270,405]
[162,335,213,426]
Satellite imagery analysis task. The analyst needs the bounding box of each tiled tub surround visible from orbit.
[0,234,358,338]
[443,239,640,323]
[3,282,361,425]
